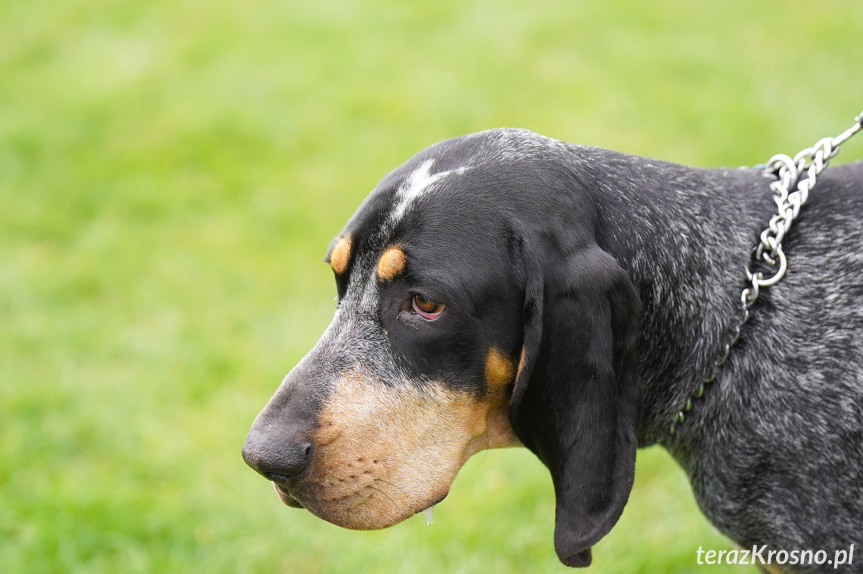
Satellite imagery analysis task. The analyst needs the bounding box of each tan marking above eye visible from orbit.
[485,348,516,392]
[377,246,406,281]
[330,235,352,275]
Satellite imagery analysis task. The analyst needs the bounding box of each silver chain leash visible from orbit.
[667,110,863,437]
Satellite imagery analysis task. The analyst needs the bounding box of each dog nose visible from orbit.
[242,433,313,483]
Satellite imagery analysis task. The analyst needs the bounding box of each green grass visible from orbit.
[2,1,861,572]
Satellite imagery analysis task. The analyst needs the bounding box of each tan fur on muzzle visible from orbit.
[285,368,520,529]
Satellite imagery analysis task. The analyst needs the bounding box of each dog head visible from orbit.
[243,129,641,567]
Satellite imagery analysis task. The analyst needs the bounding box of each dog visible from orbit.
[242,128,863,572]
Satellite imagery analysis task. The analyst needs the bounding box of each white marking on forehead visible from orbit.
[389,159,468,225]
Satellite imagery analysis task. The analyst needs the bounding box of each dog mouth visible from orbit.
[272,479,378,515]
[273,482,304,508]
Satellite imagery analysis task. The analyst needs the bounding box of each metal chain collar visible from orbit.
[667,110,863,437]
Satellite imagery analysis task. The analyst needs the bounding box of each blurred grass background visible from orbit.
[2,0,861,572]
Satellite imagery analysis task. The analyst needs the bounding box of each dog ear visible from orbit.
[509,244,641,568]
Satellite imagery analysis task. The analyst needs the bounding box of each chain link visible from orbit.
[667,110,863,437]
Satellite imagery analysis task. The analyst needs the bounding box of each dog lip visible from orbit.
[273,482,305,508]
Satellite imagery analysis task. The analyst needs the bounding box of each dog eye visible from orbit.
[411,294,445,320]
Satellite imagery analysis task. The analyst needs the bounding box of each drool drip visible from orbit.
[422,505,435,525]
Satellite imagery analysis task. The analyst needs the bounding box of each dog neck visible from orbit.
[576,147,775,446]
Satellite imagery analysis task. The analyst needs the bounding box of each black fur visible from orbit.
[509,242,641,567]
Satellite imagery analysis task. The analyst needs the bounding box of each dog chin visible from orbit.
[274,482,449,530]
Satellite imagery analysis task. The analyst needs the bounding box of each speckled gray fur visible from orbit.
[538,132,863,573]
